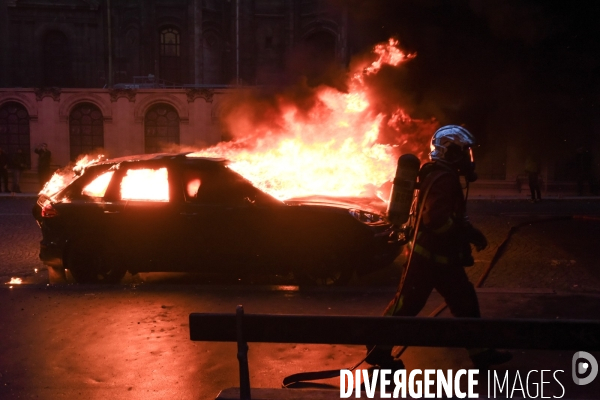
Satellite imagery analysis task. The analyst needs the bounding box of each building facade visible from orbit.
[0,0,349,88]
[1,0,590,194]
[0,0,352,191]
[0,87,227,191]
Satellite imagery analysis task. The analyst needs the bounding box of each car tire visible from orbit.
[66,241,126,284]
[47,266,68,284]
[296,268,352,286]
[294,251,353,286]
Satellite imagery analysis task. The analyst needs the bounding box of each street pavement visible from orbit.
[1,196,600,399]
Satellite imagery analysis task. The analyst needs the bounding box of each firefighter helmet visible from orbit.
[429,125,475,163]
[429,125,477,181]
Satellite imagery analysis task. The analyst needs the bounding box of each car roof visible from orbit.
[94,152,229,166]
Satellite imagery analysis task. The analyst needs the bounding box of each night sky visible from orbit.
[326,0,600,177]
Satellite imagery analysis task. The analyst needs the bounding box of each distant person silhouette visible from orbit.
[525,156,542,202]
[34,143,52,189]
[0,147,9,192]
[11,148,28,193]
[575,147,597,196]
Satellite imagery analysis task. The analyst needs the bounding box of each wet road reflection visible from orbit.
[0,277,398,400]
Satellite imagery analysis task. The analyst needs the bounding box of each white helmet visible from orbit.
[429,125,475,163]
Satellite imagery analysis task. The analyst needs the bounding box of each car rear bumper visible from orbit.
[39,240,64,268]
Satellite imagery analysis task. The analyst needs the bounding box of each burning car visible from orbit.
[32,153,403,285]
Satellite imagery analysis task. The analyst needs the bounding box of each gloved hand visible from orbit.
[467,225,488,251]
[462,217,488,251]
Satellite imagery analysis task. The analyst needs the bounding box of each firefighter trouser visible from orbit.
[384,253,480,318]
[366,253,480,366]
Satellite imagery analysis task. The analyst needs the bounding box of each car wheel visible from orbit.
[294,252,353,286]
[47,266,68,284]
[66,241,126,284]
[297,269,352,286]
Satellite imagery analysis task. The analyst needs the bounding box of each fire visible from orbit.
[361,38,415,77]
[82,170,115,197]
[189,38,434,201]
[40,154,105,198]
[39,39,436,204]
[121,168,169,201]
[7,277,22,285]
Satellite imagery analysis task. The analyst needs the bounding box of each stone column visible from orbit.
[193,0,203,84]
[0,0,9,87]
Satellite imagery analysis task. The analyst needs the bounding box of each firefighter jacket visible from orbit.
[412,161,475,267]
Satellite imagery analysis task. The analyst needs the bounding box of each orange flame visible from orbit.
[121,168,169,202]
[361,38,416,78]
[42,39,436,205]
[82,170,115,198]
[7,277,22,285]
[40,154,105,198]
[189,39,433,201]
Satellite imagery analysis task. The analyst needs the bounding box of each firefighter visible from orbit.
[366,125,512,370]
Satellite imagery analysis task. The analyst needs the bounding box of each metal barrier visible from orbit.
[189,305,600,399]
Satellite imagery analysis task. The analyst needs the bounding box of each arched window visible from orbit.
[159,27,181,85]
[69,103,104,161]
[43,30,71,87]
[144,104,180,154]
[0,102,31,167]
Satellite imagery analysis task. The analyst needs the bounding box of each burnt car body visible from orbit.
[32,153,402,284]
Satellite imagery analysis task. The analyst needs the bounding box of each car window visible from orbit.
[190,170,235,204]
[51,164,114,201]
[181,166,252,206]
[120,167,169,202]
[186,167,281,206]
[81,170,115,198]
[181,168,203,202]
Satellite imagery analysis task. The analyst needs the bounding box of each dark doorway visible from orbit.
[42,31,71,87]
[203,31,222,84]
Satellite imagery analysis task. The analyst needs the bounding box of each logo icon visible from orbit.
[572,351,598,385]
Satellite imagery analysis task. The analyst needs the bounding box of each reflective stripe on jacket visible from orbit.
[413,162,473,267]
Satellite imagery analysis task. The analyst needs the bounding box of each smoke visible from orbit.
[215,38,438,162]
[218,83,323,145]
[57,40,440,203]
[60,39,442,202]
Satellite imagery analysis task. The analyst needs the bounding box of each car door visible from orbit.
[53,166,122,246]
[177,165,263,272]
[107,162,184,272]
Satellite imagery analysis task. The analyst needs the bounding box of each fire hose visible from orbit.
[281,192,591,388]
[281,171,441,388]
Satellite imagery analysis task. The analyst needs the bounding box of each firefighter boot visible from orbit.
[365,345,405,370]
[469,348,512,369]
[362,347,405,393]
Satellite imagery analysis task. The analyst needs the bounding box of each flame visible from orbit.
[39,39,436,206]
[361,38,416,78]
[121,168,169,201]
[7,277,22,285]
[40,154,105,197]
[82,171,115,197]
[189,39,434,201]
